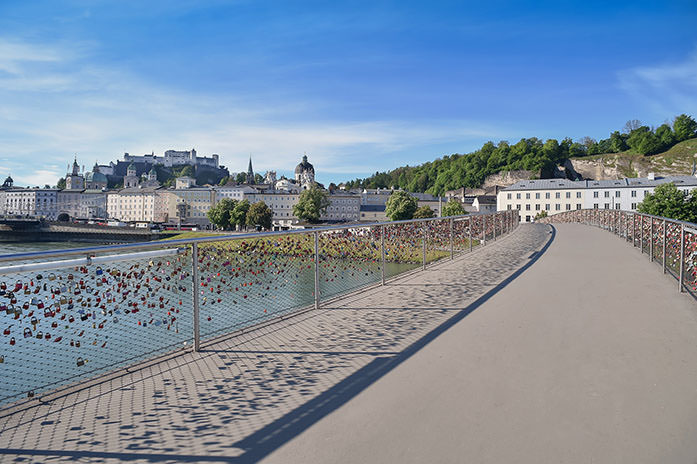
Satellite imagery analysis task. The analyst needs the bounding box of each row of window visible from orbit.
[507,203,582,211]
[508,191,582,200]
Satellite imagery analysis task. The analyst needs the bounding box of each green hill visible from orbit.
[342,114,697,196]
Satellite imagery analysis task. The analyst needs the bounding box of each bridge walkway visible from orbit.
[1,223,697,463]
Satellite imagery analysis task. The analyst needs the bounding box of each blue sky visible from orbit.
[1,0,696,187]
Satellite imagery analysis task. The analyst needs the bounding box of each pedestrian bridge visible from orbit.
[1,211,696,463]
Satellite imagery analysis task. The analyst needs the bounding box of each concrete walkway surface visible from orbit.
[1,223,696,463]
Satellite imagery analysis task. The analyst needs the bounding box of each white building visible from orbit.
[122,149,219,168]
[213,185,257,202]
[106,187,168,223]
[498,174,697,222]
[4,188,59,218]
[165,188,215,226]
[57,190,107,220]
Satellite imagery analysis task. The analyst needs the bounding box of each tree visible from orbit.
[218,176,229,186]
[655,124,675,150]
[627,126,661,155]
[673,114,697,142]
[385,191,418,220]
[293,186,330,223]
[235,172,246,184]
[623,119,642,134]
[609,131,628,152]
[56,177,66,189]
[637,183,697,223]
[254,173,264,184]
[246,201,273,230]
[534,210,548,220]
[207,198,237,229]
[413,206,435,218]
[442,200,466,217]
[230,199,250,230]
[179,165,194,177]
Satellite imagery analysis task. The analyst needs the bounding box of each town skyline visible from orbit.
[1,1,696,187]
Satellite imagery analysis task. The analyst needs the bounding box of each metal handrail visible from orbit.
[540,209,696,297]
[0,210,518,408]
[0,214,474,264]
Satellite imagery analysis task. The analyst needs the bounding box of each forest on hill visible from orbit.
[342,114,697,196]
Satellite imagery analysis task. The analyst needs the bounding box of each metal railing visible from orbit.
[539,209,697,299]
[0,210,518,408]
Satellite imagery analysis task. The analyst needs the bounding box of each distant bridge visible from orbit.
[0,210,696,463]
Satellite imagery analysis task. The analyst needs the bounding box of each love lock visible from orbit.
[48,273,56,281]
[0,282,5,291]
[23,328,32,338]
[36,331,43,339]
[37,301,45,310]
[96,267,103,276]
[76,357,85,367]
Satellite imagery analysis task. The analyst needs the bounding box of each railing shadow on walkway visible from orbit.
[0,225,555,464]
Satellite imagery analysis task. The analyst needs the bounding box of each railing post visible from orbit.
[494,215,498,241]
[626,212,630,242]
[640,215,644,253]
[650,218,654,262]
[469,217,473,252]
[482,215,486,245]
[679,224,685,293]
[449,218,454,260]
[314,231,320,309]
[381,225,386,285]
[662,219,667,274]
[191,243,200,352]
[422,223,427,271]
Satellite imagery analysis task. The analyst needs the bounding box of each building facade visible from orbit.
[498,175,697,222]
[106,188,168,223]
[4,188,59,218]
[123,149,219,168]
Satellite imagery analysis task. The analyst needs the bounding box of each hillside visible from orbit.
[341,114,697,195]
[568,138,697,180]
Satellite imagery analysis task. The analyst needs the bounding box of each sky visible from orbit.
[0,0,696,187]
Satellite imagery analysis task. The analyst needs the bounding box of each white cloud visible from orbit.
[617,48,697,118]
[0,37,503,186]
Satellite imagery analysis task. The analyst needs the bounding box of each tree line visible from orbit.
[343,114,697,197]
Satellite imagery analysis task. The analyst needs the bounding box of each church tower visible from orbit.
[246,156,255,184]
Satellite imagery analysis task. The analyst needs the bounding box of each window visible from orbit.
[615,203,621,209]
[593,203,598,209]
[507,204,512,210]
[604,191,609,198]
[516,193,521,199]
[565,192,571,199]
[604,203,610,209]
[576,192,582,198]
[576,204,581,210]
[516,204,521,210]
[631,190,636,197]
[507,193,512,200]
[555,204,560,211]
[545,204,550,210]
[535,192,540,199]
[525,193,530,199]
[525,215,531,222]
[545,192,550,199]
[615,191,620,198]
[535,204,540,210]
[525,204,530,210]
[555,192,560,199]
[644,190,648,197]
[631,203,636,209]
[566,204,571,210]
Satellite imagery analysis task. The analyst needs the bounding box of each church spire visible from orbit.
[246,155,255,184]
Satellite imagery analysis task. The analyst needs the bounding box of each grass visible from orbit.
[158,230,229,241]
